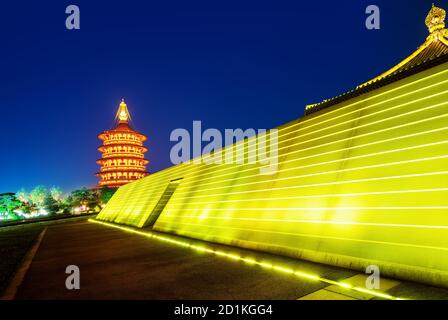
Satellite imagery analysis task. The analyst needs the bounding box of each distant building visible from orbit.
[96,99,149,188]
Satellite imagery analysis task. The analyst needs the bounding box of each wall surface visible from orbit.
[97,62,448,287]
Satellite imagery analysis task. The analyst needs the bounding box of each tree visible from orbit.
[98,187,117,205]
[21,201,37,214]
[60,194,74,214]
[71,188,98,211]
[16,188,29,203]
[0,194,23,214]
[16,188,35,213]
[50,186,62,201]
[30,185,48,209]
[44,194,59,215]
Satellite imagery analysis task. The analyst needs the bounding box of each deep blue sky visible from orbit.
[0,0,435,192]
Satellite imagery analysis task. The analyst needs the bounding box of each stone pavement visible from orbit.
[13,220,448,300]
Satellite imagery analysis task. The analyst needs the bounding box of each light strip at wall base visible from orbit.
[89,219,405,300]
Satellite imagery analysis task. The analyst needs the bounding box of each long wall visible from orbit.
[97,62,448,287]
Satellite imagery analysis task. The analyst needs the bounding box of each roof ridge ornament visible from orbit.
[426,4,446,33]
[305,4,448,115]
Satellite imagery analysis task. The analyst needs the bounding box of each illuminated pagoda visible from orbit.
[96,99,149,188]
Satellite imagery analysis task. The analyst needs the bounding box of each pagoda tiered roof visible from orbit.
[96,99,150,187]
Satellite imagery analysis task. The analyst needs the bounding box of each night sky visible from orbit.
[0,0,435,192]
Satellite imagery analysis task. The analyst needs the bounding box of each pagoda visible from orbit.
[96,99,149,188]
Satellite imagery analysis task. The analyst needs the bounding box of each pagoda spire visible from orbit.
[115,98,132,123]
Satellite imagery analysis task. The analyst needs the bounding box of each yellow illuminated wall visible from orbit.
[97,62,448,287]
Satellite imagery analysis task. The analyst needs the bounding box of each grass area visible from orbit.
[0,224,43,296]
[0,213,96,227]
[0,215,95,296]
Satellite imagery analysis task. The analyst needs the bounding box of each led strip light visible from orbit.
[172,126,448,190]
[107,74,448,186]
[105,171,448,211]
[89,219,405,300]
[157,187,448,206]
[152,223,448,257]
[194,79,448,165]
[196,89,448,163]
[175,95,448,184]
[172,147,448,195]
[162,171,448,200]
[107,117,448,205]
[116,109,448,198]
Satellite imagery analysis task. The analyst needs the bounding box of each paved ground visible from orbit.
[0,215,95,297]
[13,220,448,300]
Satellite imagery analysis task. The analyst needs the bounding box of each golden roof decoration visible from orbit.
[426,4,446,33]
[305,4,448,114]
[356,4,448,89]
